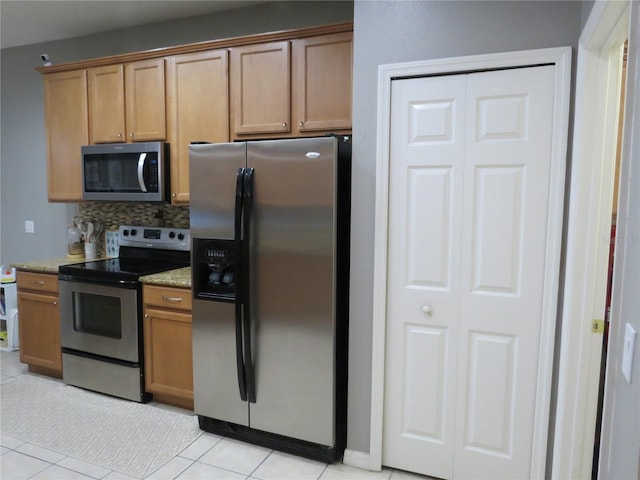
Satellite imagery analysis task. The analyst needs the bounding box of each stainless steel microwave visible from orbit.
[81,142,168,202]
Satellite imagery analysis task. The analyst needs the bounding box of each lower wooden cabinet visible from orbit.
[143,284,193,410]
[16,272,62,377]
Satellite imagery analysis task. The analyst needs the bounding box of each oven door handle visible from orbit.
[58,273,138,288]
[234,168,248,402]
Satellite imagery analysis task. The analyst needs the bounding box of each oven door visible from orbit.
[59,278,139,363]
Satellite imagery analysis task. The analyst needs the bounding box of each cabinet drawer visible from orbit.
[17,272,58,294]
[143,285,192,312]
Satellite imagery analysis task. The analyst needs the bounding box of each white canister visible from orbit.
[85,242,97,260]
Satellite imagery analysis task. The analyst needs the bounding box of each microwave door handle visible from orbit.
[137,153,148,192]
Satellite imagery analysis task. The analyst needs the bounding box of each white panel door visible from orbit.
[383,65,556,479]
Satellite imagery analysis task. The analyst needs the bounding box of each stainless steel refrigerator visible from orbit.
[189,136,351,463]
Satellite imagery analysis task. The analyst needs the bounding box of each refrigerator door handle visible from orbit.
[243,167,257,403]
[234,167,248,401]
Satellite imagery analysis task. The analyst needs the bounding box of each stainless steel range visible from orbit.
[58,225,190,402]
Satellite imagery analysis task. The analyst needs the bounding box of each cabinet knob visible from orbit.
[130,132,134,138]
[282,123,287,128]
[117,133,122,138]
[299,122,304,127]
[144,314,149,318]
[53,301,57,305]
[172,193,176,198]
[422,305,432,315]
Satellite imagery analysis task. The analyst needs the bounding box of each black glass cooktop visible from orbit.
[59,246,190,283]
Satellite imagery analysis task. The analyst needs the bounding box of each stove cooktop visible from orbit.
[59,225,191,283]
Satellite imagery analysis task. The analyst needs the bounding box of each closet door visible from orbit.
[383,65,556,479]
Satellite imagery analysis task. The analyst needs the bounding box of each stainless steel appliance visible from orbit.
[189,136,351,463]
[59,225,190,402]
[81,142,168,202]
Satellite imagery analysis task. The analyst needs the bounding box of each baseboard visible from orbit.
[342,449,375,471]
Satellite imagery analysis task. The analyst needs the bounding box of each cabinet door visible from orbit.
[167,50,229,204]
[143,307,193,403]
[125,59,166,141]
[43,70,88,201]
[17,291,61,374]
[230,41,290,136]
[292,32,353,133]
[88,64,126,143]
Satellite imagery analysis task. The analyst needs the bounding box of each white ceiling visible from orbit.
[0,0,266,49]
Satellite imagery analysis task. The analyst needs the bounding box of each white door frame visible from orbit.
[551,1,630,478]
[368,47,571,478]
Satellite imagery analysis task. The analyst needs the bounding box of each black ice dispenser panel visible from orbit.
[193,239,236,302]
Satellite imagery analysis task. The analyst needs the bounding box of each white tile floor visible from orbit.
[1,351,430,480]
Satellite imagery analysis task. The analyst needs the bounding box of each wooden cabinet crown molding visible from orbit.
[36,22,353,74]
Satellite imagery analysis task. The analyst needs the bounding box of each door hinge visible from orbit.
[592,319,605,334]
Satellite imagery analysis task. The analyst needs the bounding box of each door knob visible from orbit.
[422,305,432,314]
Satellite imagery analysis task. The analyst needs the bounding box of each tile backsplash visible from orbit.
[78,202,189,230]
[77,202,189,256]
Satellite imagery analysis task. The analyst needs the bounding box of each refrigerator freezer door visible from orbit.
[189,142,246,241]
[247,137,338,446]
[192,298,249,426]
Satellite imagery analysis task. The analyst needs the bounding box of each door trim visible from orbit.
[551,2,630,478]
[369,47,571,477]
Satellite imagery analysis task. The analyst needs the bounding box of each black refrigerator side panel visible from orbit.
[334,138,352,458]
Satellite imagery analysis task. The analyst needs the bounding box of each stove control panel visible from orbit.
[118,225,190,251]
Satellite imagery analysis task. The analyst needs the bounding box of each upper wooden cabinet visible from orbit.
[88,59,166,143]
[230,32,353,139]
[167,50,229,204]
[292,32,353,134]
[230,41,291,136]
[43,69,88,202]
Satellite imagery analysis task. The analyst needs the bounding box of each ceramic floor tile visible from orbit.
[320,463,393,479]
[199,437,271,475]
[57,456,112,479]
[251,451,327,480]
[178,432,222,460]
[1,434,26,450]
[16,442,66,464]
[389,469,436,480]
[145,456,193,480]
[31,464,95,479]
[103,471,140,480]
[0,450,51,480]
[176,461,247,480]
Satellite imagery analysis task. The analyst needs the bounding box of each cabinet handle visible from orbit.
[29,280,45,286]
[162,296,183,303]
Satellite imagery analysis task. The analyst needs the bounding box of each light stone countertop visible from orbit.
[11,258,192,289]
[139,267,191,288]
[11,257,98,275]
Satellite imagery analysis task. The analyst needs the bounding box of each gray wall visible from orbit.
[600,2,640,477]
[0,1,353,265]
[349,0,584,453]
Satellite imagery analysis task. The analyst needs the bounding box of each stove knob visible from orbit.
[130,229,138,236]
[169,231,176,239]
[122,229,129,236]
[178,233,185,241]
